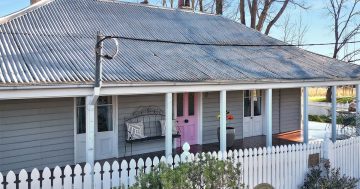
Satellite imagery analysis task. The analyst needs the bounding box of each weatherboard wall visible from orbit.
[0,98,74,172]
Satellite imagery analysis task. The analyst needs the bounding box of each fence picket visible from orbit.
[120,160,129,188]
[53,166,62,189]
[6,171,16,189]
[238,149,244,184]
[257,148,263,185]
[145,157,152,174]
[83,163,92,189]
[63,165,72,189]
[243,149,249,187]
[42,167,51,189]
[18,169,28,189]
[0,172,3,189]
[153,157,160,167]
[112,161,120,188]
[103,162,111,189]
[30,169,40,189]
[174,155,180,168]
[248,148,254,188]
[137,158,145,174]
[250,148,256,188]
[73,164,82,189]
[166,156,173,167]
[129,159,137,186]
[94,163,102,189]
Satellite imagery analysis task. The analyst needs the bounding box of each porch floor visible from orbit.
[98,131,302,165]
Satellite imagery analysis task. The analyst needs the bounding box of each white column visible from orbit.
[331,86,337,142]
[197,92,203,145]
[165,93,173,157]
[356,85,360,134]
[85,96,95,168]
[220,90,227,152]
[303,87,309,144]
[265,89,273,147]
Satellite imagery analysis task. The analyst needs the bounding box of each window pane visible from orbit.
[177,93,183,117]
[244,90,250,97]
[188,93,195,116]
[98,105,113,132]
[253,90,261,97]
[254,97,262,116]
[77,107,86,134]
[98,96,112,105]
[76,97,85,106]
[244,97,251,117]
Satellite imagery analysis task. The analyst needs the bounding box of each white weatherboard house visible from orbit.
[1,0,360,173]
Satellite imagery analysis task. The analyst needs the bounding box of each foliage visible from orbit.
[308,115,349,125]
[129,154,247,189]
[301,164,359,189]
[309,96,355,104]
[309,115,332,123]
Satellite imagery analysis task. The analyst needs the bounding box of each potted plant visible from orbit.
[217,111,236,148]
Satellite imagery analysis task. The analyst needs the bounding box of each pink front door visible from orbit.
[176,93,198,147]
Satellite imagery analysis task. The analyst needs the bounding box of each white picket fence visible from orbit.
[1,137,360,189]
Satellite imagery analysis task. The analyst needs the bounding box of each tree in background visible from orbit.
[325,0,360,101]
[237,0,308,34]
[280,13,308,45]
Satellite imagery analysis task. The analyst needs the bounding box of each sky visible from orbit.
[0,0,358,60]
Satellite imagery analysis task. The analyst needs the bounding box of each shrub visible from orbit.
[301,164,359,189]
[129,154,247,189]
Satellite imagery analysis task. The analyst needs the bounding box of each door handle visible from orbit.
[184,119,189,123]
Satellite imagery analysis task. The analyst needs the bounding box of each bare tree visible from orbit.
[325,0,360,101]
[280,13,308,45]
[328,0,360,62]
[239,0,308,35]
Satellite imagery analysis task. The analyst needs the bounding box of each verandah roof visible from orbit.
[0,0,360,86]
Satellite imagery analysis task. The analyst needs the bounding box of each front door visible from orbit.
[75,96,118,163]
[176,93,198,147]
[243,90,263,138]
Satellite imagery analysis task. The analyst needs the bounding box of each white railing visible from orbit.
[1,137,360,189]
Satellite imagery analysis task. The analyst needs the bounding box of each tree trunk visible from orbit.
[216,0,223,15]
[239,0,246,24]
[250,0,258,29]
[326,87,332,102]
[199,0,203,12]
[256,0,272,31]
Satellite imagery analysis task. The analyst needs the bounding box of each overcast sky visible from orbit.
[0,0,358,61]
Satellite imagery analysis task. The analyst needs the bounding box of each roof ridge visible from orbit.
[0,0,54,25]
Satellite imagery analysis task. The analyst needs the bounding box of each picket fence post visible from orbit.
[181,142,191,162]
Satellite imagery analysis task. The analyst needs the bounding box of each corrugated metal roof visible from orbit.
[0,0,360,86]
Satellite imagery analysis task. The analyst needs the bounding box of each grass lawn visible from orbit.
[310,96,354,104]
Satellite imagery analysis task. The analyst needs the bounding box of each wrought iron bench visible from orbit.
[124,106,181,155]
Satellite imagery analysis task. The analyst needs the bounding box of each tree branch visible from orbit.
[264,0,290,35]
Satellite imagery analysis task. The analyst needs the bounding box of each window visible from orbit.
[177,93,184,117]
[75,96,113,134]
[244,96,251,117]
[188,93,195,116]
[97,96,113,132]
[254,90,262,116]
[253,96,262,116]
[76,97,86,134]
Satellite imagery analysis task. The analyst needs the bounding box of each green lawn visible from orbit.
[310,96,354,104]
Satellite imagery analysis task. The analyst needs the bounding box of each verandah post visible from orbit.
[331,86,337,142]
[220,90,227,153]
[356,85,360,135]
[165,92,173,157]
[265,89,273,147]
[303,87,309,144]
